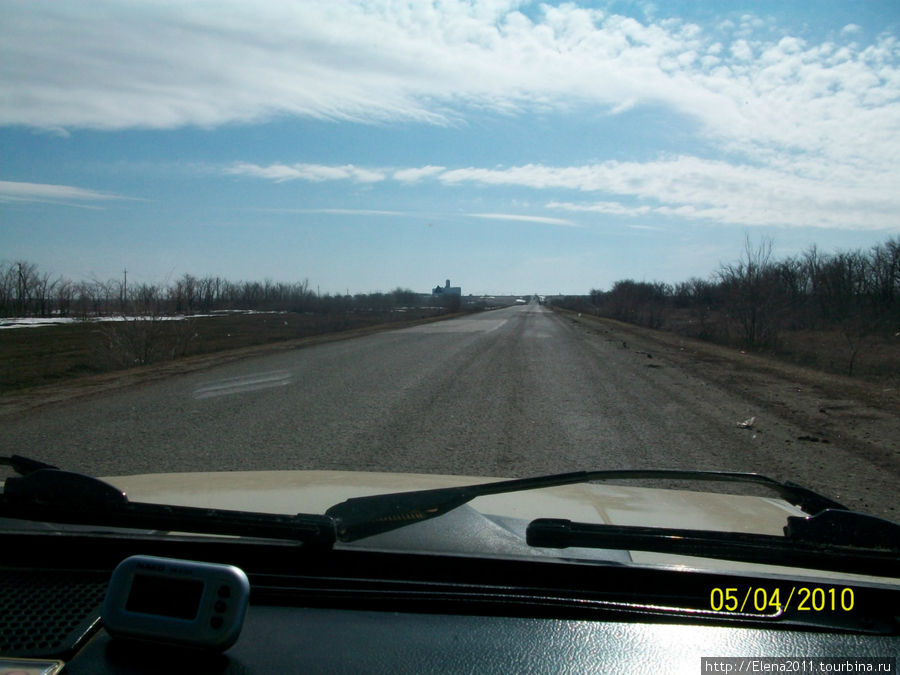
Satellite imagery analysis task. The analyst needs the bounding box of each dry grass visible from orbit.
[773,329,900,386]
[656,308,899,388]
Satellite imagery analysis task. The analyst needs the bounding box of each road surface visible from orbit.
[2,302,897,518]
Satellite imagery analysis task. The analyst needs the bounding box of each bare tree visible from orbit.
[55,279,74,317]
[0,262,15,316]
[717,236,785,349]
[867,237,899,320]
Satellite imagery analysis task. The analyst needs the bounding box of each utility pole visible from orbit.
[122,268,127,312]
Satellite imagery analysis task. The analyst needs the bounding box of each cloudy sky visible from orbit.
[1,1,898,295]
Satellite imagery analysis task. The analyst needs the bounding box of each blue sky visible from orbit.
[1,1,898,295]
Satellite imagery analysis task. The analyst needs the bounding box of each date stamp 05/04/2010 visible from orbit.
[709,586,856,614]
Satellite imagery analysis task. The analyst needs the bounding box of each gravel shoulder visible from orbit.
[556,309,899,518]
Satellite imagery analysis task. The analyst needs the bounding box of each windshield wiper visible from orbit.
[325,468,897,576]
[526,512,900,578]
[325,468,846,541]
[7,457,892,576]
[0,456,335,546]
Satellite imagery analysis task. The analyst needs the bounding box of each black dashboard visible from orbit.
[63,607,899,674]
[1,531,897,673]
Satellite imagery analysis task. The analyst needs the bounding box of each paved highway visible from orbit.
[2,302,896,517]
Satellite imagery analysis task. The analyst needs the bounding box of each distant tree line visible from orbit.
[553,236,899,376]
[0,263,431,319]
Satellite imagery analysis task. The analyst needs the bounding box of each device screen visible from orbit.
[125,574,205,620]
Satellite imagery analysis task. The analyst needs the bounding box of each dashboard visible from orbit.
[1,531,897,673]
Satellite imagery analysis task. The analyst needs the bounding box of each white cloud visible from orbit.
[547,200,653,216]
[393,166,447,183]
[223,154,899,230]
[8,2,893,232]
[346,167,386,183]
[467,212,578,227]
[0,180,123,205]
[3,1,896,174]
[467,157,900,230]
[730,39,753,60]
[261,208,407,217]
[225,162,385,183]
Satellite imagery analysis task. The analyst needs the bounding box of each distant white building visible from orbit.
[432,279,461,296]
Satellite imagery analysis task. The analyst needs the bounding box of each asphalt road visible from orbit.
[2,302,896,517]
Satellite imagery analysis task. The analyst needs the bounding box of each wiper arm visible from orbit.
[325,469,847,542]
[1,464,336,547]
[526,511,900,578]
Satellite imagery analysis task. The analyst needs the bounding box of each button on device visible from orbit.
[214,600,227,614]
[211,616,224,630]
[218,585,231,598]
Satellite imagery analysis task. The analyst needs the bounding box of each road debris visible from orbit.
[737,416,756,429]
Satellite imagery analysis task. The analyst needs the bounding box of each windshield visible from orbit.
[0,1,898,577]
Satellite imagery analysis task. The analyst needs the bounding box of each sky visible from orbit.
[1,1,898,296]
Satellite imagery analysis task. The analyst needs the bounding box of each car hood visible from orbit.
[96,468,895,583]
[103,468,801,533]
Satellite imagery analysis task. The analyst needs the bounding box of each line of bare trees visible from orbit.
[0,263,428,319]
[554,236,899,376]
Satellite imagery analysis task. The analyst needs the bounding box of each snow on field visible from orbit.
[0,317,81,329]
[0,314,218,330]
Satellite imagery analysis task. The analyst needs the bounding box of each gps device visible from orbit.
[102,555,250,651]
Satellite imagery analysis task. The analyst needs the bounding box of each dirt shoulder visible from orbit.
[556,308,899,492]
[0,312,463,418]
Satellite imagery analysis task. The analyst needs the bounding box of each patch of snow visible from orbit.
[0,314,216,329]
[0,317,79,329]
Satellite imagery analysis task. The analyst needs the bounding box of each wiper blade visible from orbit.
[325,469,847,542]
[1,466,336,547]
[526,511,900,578]
[0,454,59,475]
